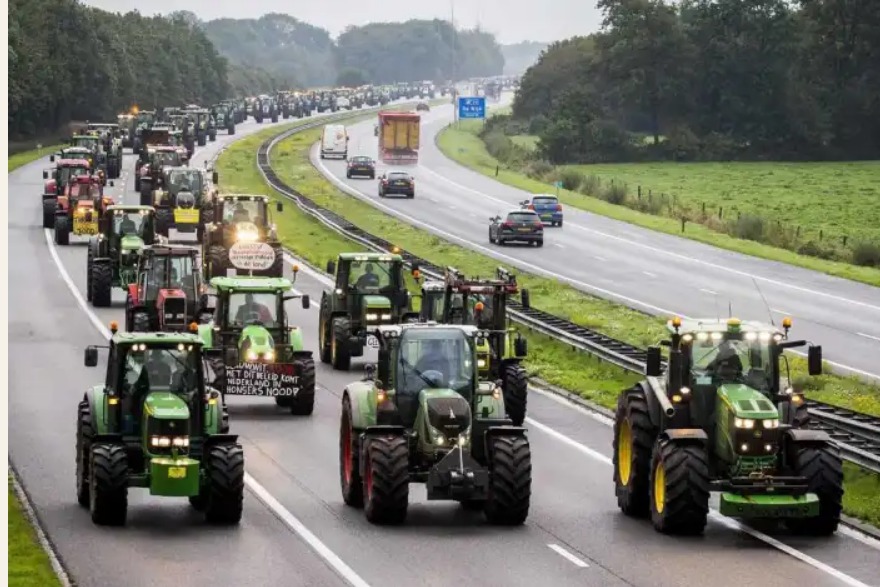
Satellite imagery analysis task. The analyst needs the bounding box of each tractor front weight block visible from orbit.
[149,457,200,497]
[719,492,819,519]
[426,447,489,501]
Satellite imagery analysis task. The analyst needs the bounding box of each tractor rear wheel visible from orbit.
[76,400,94,507]
[648,439,710,535]
[331,317,352,370]
[339,395,363,507]
[208,357,227,393]
[279,358,315,415]
[266,246,283,277]
[501,363,528,426]
[203,444,245,525]
[484,435,532,525]
[91,262,113,308]
[89,443,128,526]
[613,386,656,517]
[363,435,409,524]
[42,200,55,229]
[140,182,151,206]
[86,246,95,302]
[206,245,228,280]
[54,215,70,245]
[155,208,172,237]
[786,445,843,536]
[318,308,332,364]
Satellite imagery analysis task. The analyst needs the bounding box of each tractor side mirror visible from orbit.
[364,363,376,380]
[808,345,822,375]
[212,170,219,184]
[43,170,49,179]
[520,288,531,309]
[326,260,336,274]
[84,346,99,367]
[109,180,115,187]
[276,201,283,213]
[645,346,663,377]
[514,336,527,357]
[49,155,55,162]
[301,295,310,309]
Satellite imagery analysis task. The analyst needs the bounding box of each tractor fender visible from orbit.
[343,385,376,430]
[92,257,112,266]
[659,428,708,447]
[45,179,57,194]
[290,349,313,360]
[288,326,306,351]
[784,428,832,446]
[196,324,214,348]
[484,425,527,439]
[92,433,124,444]
[203,433,240,447]
[83,387,110,435]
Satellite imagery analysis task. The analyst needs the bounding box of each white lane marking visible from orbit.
[553,243,565,249]
[772,308,791,315]
[547,544,589,568]
[642,271,656,278]
[593,255,607,262]
[524,416,874,585]
[857,332,880,343]
[44,235,373,585]
[700,288,718,295]
[417,164,880,313]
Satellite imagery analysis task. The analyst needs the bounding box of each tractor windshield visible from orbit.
[152,151,181,167]
[113,211,150,237]
[121,344,200,399]
[145,254,198,303]
[347,259,401,292]
[396,328,475,398]
[166,170,203,195]
[228,292,279,328]
[58,165,90,184]
[689,337,774,393]
[223,200,266,225]
[72,137,100,150]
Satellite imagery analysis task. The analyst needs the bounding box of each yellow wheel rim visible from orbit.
[654,461,666,514]
[617,421,632,485]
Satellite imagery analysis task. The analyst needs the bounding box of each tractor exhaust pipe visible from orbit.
[646,376,676,417]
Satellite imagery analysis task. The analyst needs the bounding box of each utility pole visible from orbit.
[451,0,457,125]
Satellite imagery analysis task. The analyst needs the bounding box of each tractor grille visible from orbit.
[146,416,190,456]
[426,396,471,439]
[162,297,187,330]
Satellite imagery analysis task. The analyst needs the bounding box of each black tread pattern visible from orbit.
[613,386,656,517]
[43,200,55,228]
[207,245,228,280]
[76,399,93,507]
[289,358,316,415]
[91,262,113,308]
[318,298,331,364]
[55,215,70,245]
[649,440,710,535]
[339,396,363,507]
[484,435,532,525]
[331,317,352,371]
[787,446,844,535]
[155,208,172,237]
[502,363,528,426]
[204,443,245,524]
[209,357,227,394]
[86,244,95,302]
[89,443,128,526]
[363,436,409,524]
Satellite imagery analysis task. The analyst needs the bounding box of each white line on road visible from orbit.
[593,255,607,262]
[642,271,657,278]
[771,308,791,315]
[857,332,880,343]
[553,243,565,249]
[547,544,589,568]
[700,288,718,295]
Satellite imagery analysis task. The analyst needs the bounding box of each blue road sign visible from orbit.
[458,96,486,119]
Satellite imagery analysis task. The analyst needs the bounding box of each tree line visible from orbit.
[511,0,880,163]
[9,0,230,139]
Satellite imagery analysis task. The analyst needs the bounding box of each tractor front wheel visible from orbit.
[648,439,710,535]
[786,445,843,536]
[339,395,363,507]
[89,443,128,526]
[42,200,55,229]
[203,443,245,525]
[318,308,332,364]
[484,435,532,525]
[54,215,70,245]
[363,435,409,524]
[331,317,352,370]
[76,400,94,507]
[86,245,95,302]
[155,209,172,237]
[613,386,656,517]
[279,358,315,415]
[91,262,113,308]
[501,363,528,426]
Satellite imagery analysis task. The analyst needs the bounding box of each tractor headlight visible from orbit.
[246,350,258,361]
[477,358,487,369]
[236,228,258,242]
[171,436,190,448]
[734,418,755,429]
[761,418,779,429]
[435,433,446,446]
[150,436,172,447]
[381,313,392,321]
[264,349,275,362]
[365,313,379,321]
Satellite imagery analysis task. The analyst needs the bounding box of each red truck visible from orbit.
[377,111,420,164]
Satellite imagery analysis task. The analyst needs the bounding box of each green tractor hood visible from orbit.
[239,324,275,359]
[121,234,145,252]
[417,387,473,451]
[143,391,191,420]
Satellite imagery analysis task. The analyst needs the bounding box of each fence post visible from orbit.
[681,217,686,232]
[719,206,723,219]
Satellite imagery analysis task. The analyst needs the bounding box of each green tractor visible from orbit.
[613,316,843,535]
[88,205,157,308]
[149,166,218,241]
[78,326,243,526]
[212,103,236,135]
[202,194,285,280]
[418,267,530,426]
[199,273,316,416]
[339,323,532,525]
[318,252,421,370]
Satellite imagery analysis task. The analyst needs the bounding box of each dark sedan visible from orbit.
[346,156,375,179]
[378,171,415,198]
[489,210,544,246]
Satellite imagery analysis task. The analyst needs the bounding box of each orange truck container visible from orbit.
[377,111,420,164]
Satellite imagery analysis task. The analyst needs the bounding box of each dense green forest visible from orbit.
[8,0,230,139]
[501,41,548,75]
[511,0,880,163]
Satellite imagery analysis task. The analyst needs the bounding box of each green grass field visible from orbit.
[437,121,880,287]
[8,480,62,587]
[9,144,61,172]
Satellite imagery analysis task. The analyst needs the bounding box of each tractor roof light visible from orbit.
[782,316,792,329]
[189,322,198,332]
[109,321,119,334]
[671,316,682,330]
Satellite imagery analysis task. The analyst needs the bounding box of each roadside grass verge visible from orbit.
[8,478,62,587]
[436,121,880,287]
[842,464,880,528]
[217,113,880,527]
[9,144,62,173]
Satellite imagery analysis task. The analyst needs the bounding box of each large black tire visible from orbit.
[789,402,810,428]
[76,399,94,507]
[264,246,283,277]
[132,311,150,332]
[484,435,532,525]
[91,262,113,308]
[501,363,528,426]
[786,445,843,536]
[155,208,172,237]
[42,200,55,228]
[203,443,245,525]
[198,134,207,147]
[648,439,710,535]
[331,317,352,370]
[339,395,363,507]
[363,435,409,524]
[140,182,152,206]
[206,245,228,280]
[228,124,236,135]
[613,386,657,517]
[86,243,95,302]
[89,443,128,526]
[54,215,70,245]
[318,306,332,364]
[209,357,227,393]
[275,358,316,415]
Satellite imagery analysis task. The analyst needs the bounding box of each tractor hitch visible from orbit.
[426,446,489,501]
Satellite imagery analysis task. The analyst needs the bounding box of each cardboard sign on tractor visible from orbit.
[228,241,276,272]
[224,362,301,397]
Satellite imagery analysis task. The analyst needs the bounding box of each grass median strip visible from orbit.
[9,144,63,173]
[437,121,880,287]
[216,115,880,527]
[8,478,62,587]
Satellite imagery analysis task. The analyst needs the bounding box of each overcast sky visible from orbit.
[79,0,603,44]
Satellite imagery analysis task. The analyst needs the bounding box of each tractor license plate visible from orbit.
[173,209,199,223]
[366,335,380,348]
[541,214,552,219]
[73,220,98,235]
[168,467,187,479]
[518,227,531,232]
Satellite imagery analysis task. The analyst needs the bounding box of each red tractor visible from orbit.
[54,175,114,246]
[42,159,91,228]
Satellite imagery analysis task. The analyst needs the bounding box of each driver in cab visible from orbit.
[234,293,273,325]
[354,263,380,289]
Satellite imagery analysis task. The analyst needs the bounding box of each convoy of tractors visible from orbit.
[42,81,845,547]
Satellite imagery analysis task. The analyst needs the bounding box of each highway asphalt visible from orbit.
[8,102,880,587]
[313,98,880,383]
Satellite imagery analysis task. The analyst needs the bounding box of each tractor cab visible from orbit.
[43,158,91,194]
[126,245,204,332]
[202,194,284,278]
[88,206,156,308]
[53,175,113,245]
